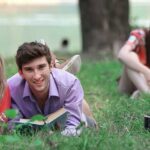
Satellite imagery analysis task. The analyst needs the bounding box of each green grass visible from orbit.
[2,57,150,150]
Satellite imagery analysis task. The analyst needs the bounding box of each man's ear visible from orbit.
[19,70,24,78]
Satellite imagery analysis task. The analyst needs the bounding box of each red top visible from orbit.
[0,86,11,114]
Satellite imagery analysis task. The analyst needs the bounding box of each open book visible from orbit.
[13,108,68,130]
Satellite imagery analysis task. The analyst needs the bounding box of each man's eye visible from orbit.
[25,68,33,72]
[39,65,46,70]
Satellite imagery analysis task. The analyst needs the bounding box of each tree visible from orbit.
[79,0,130,55]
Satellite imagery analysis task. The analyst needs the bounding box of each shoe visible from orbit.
[62,55,81,74]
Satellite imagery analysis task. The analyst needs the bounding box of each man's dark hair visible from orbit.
[16,42,51,70]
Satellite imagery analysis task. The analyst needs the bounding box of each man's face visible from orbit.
[21,56,51,96]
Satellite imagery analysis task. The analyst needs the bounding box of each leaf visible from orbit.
[30,114,46,121]
[4,109,18,119]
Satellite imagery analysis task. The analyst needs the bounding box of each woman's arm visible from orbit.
[118,36,150,85]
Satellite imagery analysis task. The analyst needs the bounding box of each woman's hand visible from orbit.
[130,29,145,45]
[0,113,7,134]
[0,113,7,122]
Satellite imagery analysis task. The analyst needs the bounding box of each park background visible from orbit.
[0,0,150,58]
[0,0,150,150]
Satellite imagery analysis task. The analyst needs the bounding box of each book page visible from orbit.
[19,108,67,125]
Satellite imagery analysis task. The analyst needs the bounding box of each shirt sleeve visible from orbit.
[8,98,23,130]
[64,78,84,130]
[11,98,23,120]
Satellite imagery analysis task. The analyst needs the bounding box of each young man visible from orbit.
[8,42,96,136]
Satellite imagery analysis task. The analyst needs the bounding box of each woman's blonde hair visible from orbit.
[0,56,6,99]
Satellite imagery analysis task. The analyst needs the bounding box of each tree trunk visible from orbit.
[79,0,130,54]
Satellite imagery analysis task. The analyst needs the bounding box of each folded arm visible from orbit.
[118,31,150,84]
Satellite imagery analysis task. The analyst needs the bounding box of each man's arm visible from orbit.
[61,79,84,136]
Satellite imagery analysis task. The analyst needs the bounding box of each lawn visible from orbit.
[1,55,150,150]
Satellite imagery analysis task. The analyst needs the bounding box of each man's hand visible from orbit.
[61,127,82,136]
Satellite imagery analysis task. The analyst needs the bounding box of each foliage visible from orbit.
[5,109,18,119]
[4,57,17,78]
[1,57,150,150]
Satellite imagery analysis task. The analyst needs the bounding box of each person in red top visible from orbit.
[117,28,150,98]
[0,56,11,122]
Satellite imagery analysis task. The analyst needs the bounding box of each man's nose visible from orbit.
[33,70,41,79]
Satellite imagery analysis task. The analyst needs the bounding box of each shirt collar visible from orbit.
[49,73,59,97]
[23,81,32,99]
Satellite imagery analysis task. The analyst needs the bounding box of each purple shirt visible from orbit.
[8,68,84,130]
